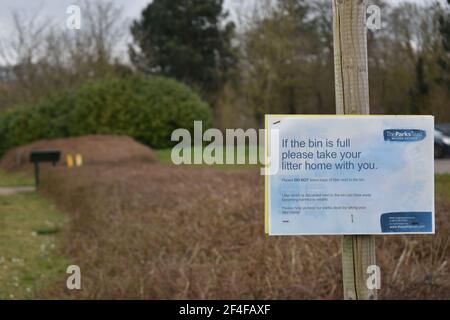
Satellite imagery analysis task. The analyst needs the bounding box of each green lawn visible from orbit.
[0,171,66,299]
[436,174,450,199]
[154,149,174,164]
[0,170,34,187]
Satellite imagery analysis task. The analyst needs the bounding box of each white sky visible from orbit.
[0,0,438,65]
[0,0,429,35]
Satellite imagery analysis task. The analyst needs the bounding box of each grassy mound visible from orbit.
[0,135,158,171]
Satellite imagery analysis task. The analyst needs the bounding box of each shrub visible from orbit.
[0,74,211,154]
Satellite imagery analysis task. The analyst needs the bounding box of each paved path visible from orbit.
[435,159,450,174]
[0,186,35,196]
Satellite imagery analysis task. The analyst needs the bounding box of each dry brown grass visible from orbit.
[27,162,449,299]
[1,135,447,299]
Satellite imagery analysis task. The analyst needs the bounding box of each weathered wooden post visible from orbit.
[332,0,377,299]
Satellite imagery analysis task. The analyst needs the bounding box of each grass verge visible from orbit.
[436,174,450,198]
[0,190,66,299]
[0,170,33,187]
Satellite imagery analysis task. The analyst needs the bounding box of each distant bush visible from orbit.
[0,74,211,154]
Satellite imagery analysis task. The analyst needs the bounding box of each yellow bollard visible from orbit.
[66,154,74,168]
[75,154,83,167]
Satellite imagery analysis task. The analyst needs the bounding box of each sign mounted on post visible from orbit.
[265,115,435,235]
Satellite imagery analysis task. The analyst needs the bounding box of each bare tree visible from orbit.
[0,0,129,110]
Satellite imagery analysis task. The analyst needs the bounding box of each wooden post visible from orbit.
[332,0,377,300]
[34,161,40,187]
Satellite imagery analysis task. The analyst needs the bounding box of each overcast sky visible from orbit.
[0,0,430,32]
[0,0,441,65]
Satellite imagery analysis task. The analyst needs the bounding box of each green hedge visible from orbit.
[0,74,211,154]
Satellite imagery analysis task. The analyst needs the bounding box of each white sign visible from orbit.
[265,115,435,235]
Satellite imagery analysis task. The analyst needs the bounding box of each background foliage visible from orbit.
[0,0,449,146]
[129,0,237,99]
[0,74,211,154]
